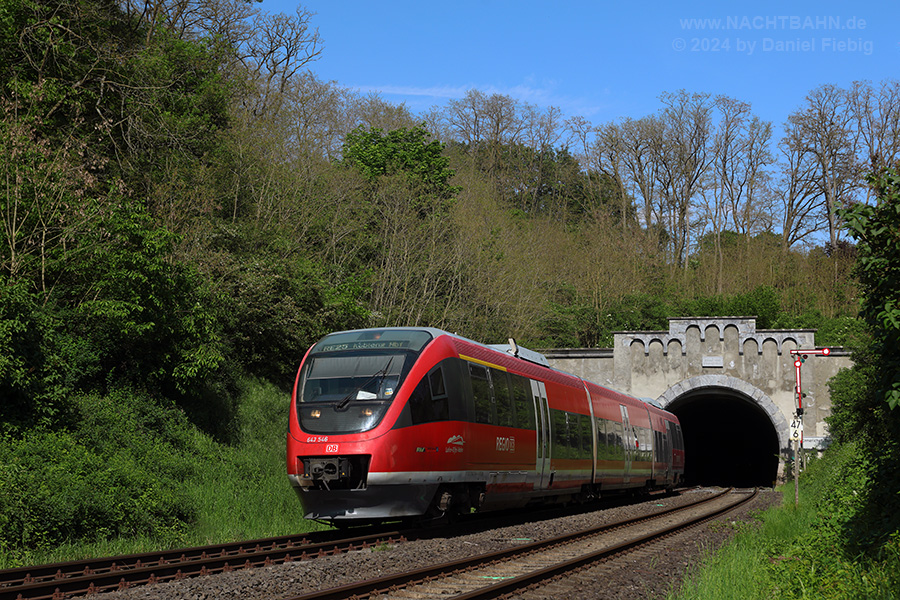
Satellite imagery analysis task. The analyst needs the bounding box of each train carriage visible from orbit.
[287,327,684,522]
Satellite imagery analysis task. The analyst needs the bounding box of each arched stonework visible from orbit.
[543,317,853,457]
[623,317,815,355]
[656,375,790,451]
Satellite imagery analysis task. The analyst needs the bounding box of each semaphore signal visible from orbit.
[788,347,834,507]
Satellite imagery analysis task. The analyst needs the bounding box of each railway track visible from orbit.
[0,487,701,600]
[283,488,758,600]
[0,528,408,600]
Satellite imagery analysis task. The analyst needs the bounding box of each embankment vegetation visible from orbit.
[1,1,897,590]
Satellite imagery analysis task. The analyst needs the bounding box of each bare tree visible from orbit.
[785,84,858,248]
[121,0,254,43]
[654,91,715,266]
[848,79,900,175]
[447,89,486,148]
[591,121,630,229]
[421,105,452,144]
[621,116,664,233]
[238,6,323,116]
[775,125,826,249]
[122,1,323,118]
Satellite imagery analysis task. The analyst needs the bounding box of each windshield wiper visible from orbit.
[334,357,394,412]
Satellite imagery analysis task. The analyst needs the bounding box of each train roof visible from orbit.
[324,327,550,366]
[317,327,671,415]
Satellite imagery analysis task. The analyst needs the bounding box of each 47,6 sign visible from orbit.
[790,417,803,442]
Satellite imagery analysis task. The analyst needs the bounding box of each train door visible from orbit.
[532,380,552,490]
[619,405,633,484]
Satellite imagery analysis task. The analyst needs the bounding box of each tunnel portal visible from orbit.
[668,387,780,487]
[544,317,852,486]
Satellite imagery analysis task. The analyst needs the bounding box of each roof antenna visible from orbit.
[508,337,519,357]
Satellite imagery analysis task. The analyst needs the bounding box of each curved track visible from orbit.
[0,488,697,600]
[0,529,407,600]
[283,488,757,600]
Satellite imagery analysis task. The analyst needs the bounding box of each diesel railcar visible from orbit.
[286,327,685,522]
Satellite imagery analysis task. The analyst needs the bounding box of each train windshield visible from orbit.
[296,330,434,434]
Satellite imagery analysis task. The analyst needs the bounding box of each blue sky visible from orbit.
[260,0,898,133]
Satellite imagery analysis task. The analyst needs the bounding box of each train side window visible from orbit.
[429,367,446,397]
[567,413,579,453]
[610,421,625,459]
[596,418,608,459]
[510,375,536,430]
[640,427,651,460]
[655,430,662,462]
[408,365,450,425]
[469,363,493,424]
[580,415,593,459]
[490,368,514,428]
[550,409,568,458]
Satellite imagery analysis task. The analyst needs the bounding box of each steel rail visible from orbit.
[453,488,759,600]
[0,488,699,600]
[0,530,406,600]
[282,488,744,600]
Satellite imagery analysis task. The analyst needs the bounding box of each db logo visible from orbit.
[325,444,339,453]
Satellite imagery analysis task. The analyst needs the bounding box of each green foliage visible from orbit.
[0,380,324,568]
[186,378,315,542]
[839,169,900,409]
[672,444,900,600]
[826,351,881,445]
[342,125,459,205]
[759,443,900,599]
[0,389,200,561]
[48,202,225,398]
[679,285,782,327]
[209,251,369,386]
[0,281,49,430]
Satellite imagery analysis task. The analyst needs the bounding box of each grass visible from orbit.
[668,449,900,600]
[0,379,329,569]
[186,378,319,544]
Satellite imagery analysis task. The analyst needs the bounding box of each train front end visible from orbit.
[286,328,445,522]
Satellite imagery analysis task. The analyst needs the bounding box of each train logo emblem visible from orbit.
[445,434,465,453]
[496,436,515,452]
[325,444,339,453]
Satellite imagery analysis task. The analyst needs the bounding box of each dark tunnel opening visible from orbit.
[669,388,780,488]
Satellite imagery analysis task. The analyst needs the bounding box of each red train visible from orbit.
[286,327,685,522]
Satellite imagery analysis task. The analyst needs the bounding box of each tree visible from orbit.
[706,96,773,292]
[342,125,458,203]
[776,126,826,249]
[655,91,715,266]
[340,125,460,326]
[848,79,900,175]
[786,84,859,248]
[839,168,900,409]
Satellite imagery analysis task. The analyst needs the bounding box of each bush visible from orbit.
[0,281,50,431]
[762,441,900,599]
[0,389,204,562]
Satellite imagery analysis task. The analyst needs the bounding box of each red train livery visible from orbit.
[286,327,685,522]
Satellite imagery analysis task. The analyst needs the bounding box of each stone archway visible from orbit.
[543,317,853,484]
[656,375,790,450]
[657,375,786,486]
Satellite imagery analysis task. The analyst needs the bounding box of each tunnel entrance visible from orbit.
[668,387,780,488]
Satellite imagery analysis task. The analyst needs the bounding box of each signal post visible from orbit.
[789,347,832,506]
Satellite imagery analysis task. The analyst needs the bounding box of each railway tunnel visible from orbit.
[665,387,780,488]
[544,317,852,487]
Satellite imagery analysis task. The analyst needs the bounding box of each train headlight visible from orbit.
[361,408,374,417]
[310,409,321,418]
